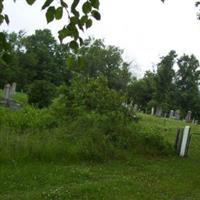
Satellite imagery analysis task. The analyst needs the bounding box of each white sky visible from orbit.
[1,0,200,77]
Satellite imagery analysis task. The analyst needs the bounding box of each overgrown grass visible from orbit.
[0,108,174,164]
[0,111,200,199]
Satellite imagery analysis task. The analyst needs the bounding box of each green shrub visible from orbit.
[27,80,56,108]
[51,75,133,119]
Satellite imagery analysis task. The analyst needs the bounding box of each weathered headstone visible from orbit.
[3,84,11,106]
[175,110,180,120]
[195,120,198,125]
[10,82,16,96]
[155,107,162,117]
[175,126,191,157]
[151,107,154,115]
[185,111,192,122]
[169,110,174,118]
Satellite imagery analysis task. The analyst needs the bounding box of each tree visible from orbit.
[153,50,177,111]
[0,29,73,89]
[128,71,156,110]
[175,54,200,117]
[27,80,56,108]
[68,38,131,92]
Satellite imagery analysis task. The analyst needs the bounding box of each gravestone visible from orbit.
[175,126,191,157]
[151,107,154,115]
[3,84,11,106]
[185,111,192,122]
[155,107,162,117]
[169,110,174,118]
[175,110,180,120]
[10,82,16,96]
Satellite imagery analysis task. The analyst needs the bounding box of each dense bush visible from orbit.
[27,80,56,108]
[51,75,133,119]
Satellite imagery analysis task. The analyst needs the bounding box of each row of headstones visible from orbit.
[150,107,197,123]
[151,107,181,120]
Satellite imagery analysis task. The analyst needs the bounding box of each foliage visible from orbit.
[65,38,131,93]
[27,80,56,108]
[175,54,200,118]
[52,75,131,118]
[0,31,130,93]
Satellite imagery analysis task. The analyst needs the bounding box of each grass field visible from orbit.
[0,114,200,200]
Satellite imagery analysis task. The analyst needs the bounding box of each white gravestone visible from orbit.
[3,84,11,106]
[169,110,174,118]
[180,126,191,157]
[175,126,191,157]
[151,107,154,115]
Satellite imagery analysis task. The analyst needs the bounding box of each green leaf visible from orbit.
[71,0,80,17]
[89,0,99,9]
[58,27,70,42]
[61,0,68,8]
[71,0,80,9]
[82,2,92,14]
[0,2,3,13]
[46,6,55,23]
[42,0,54,10]
[4,14,9,24]
[91,10,101,20]
[80,15,88,26]
[86,19,92,29]
[70,16,78,24]
[69,40,79,50]
[26,0,37,5]
[55,7,63,20]
[67,23,79,39]
[0,15,4,25]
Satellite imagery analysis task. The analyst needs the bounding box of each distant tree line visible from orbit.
[128,50,200,119]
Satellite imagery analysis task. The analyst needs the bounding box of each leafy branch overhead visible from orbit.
[29,0,100,49]
[0,0,100,50]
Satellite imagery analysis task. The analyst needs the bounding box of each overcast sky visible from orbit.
[1,0,200,77]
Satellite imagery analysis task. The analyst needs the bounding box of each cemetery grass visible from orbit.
[1,114,200,200]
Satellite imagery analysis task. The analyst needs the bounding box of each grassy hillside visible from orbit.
[0,113,200,200]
